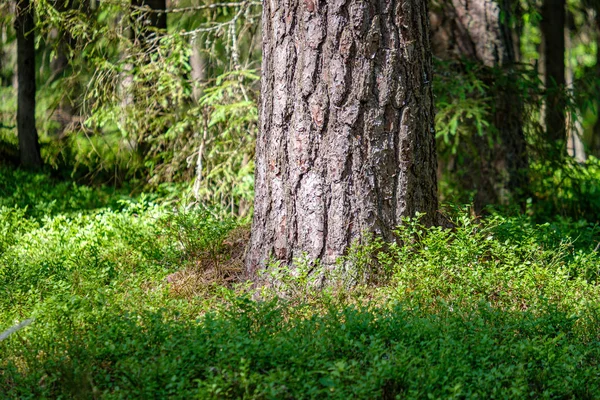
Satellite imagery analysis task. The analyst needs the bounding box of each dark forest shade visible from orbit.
[430,0,529,210]
[247,1,438,274]
[132,0,167,45]
[130,0,167,158]
[541,0,566,145]
[15,0,42,168]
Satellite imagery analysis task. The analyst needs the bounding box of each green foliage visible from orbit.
[531,156,600,220]
[2,170,600,398]
[0,165,132,218]
[193,69,259,217]
[4,300,600,399]
[160,205,237,263]
[345,212,600,314]
[1,0,260,212]
[435,61,492,155]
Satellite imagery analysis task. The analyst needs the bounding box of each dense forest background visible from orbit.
[3,1,600,397]
[1,0,600,220]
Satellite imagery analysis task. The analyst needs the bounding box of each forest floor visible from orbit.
[1,166,600,398]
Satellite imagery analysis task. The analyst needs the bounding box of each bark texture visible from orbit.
[430,0,514,67]
[15,0,42,168]
[541,0,566,144]
[248,0,438,274]
[430,0,528,211]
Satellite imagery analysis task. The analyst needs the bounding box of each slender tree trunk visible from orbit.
[565,29,585,162]
[190,37,205,102]
[247,1,438,274]
[15,0,42,168]
[50,1,75,136]
[0,25,8,87]
[591,8,600,158]
[541,0,566,145]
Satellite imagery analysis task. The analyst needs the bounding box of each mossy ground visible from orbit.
[1,167,600,399]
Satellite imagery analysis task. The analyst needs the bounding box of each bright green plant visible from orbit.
[2,168,600,398]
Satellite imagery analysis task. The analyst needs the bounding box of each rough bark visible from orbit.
[541,0,566,145]
[430,0,512,67]
[15,0,42,168]
[430,0,528,211]
[247,0,438,274]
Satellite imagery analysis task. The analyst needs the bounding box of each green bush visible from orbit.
[2,299,600,398]
[1,169,600,398]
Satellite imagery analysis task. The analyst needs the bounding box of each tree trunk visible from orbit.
[49,1,75,137]
[0,24,10,87]
[430,0,528,211]
[15,0,42,168]
[565,28,585,163]
[190,37,205,102]
[430,0,512,67]
[247,1,438,274]
[541,0,566,145]
[591,7,600,158]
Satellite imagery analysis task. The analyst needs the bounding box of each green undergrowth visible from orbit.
[1,169,600,398]
[0,165,132,218]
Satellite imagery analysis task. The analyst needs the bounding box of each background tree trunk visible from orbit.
[430,0,513,67]
[0,24,9,87]
[190,36,205,102]
[49,0,76,137]
[591,5,600,158]
[247,0,438,274]
[15,0,42,168]
[430,0,528,211]
[565,28,586,162]
[541,0,566,145]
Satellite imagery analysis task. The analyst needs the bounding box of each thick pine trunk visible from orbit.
[247,0,438,274]
[541,0,566,145]
[15,0,42,168]
[430,0,528,211]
